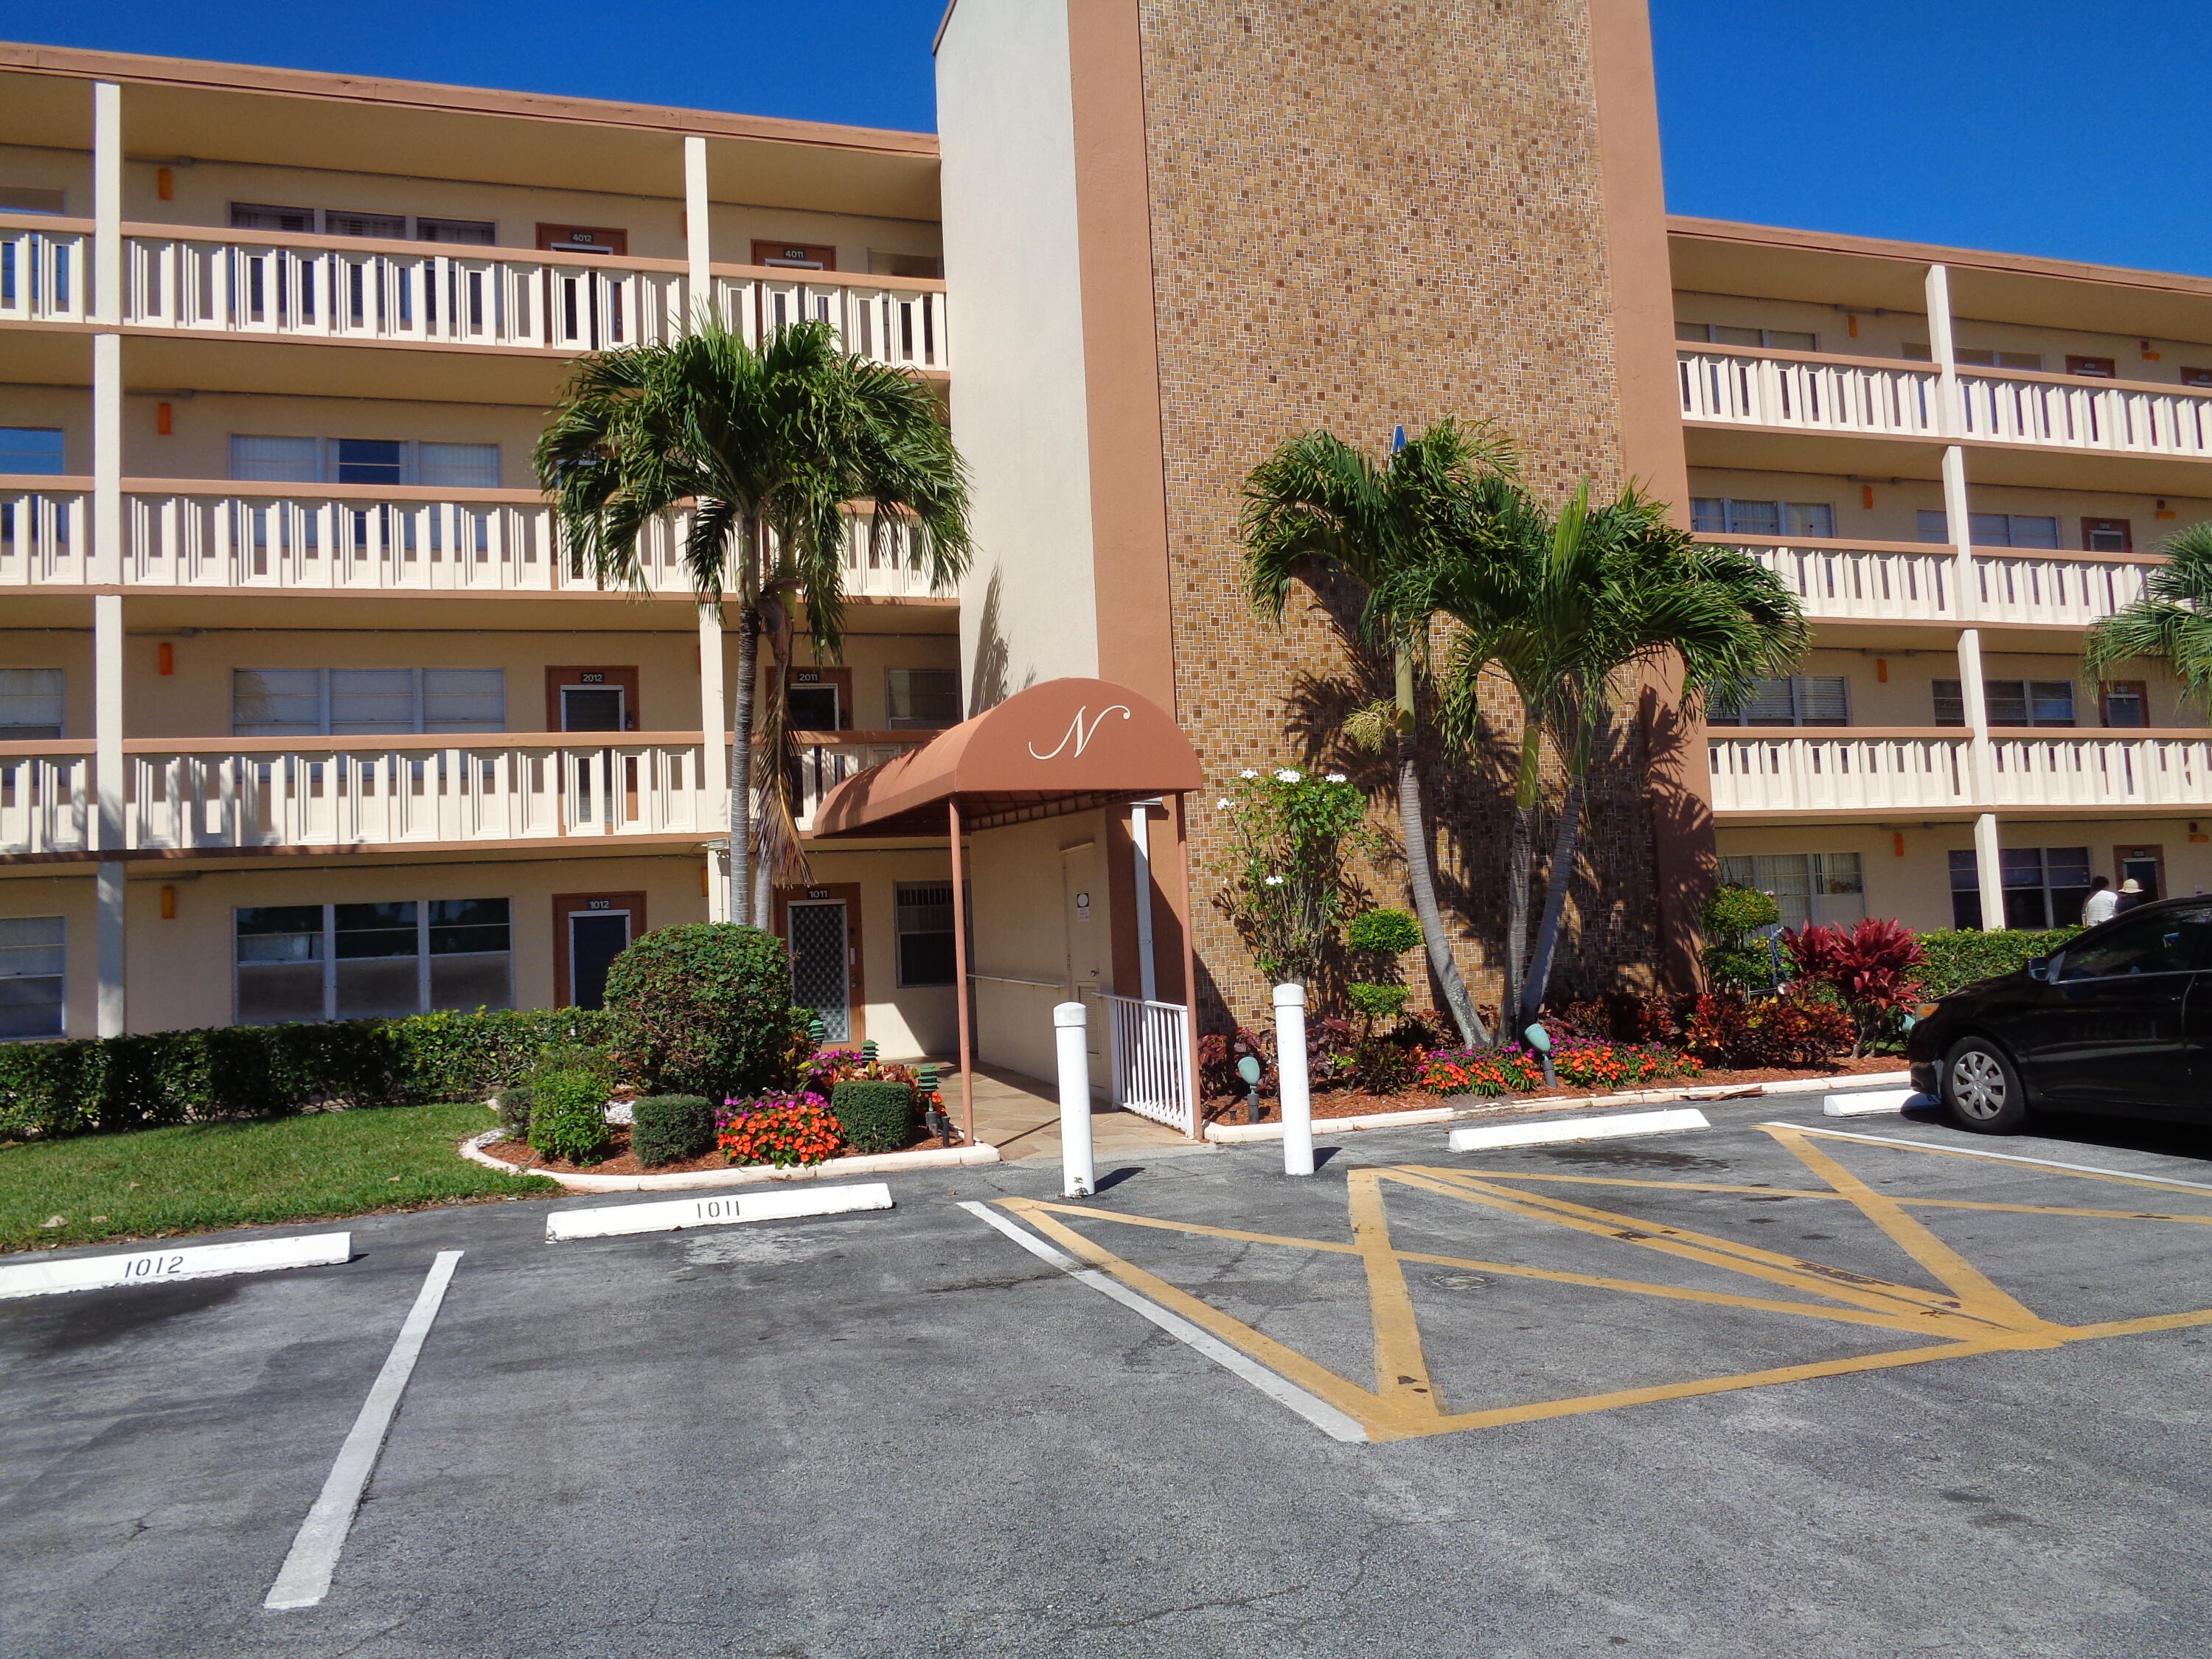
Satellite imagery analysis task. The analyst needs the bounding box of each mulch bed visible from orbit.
[1201,1054,1906,1127]
[479,1124,962,1178]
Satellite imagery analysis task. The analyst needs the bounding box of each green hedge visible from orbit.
[631,1095,715,1166]
[1915,928,2081,998]
[830,1079,914,1155]
[604,925,800,1102]
[0,1006,615,1144]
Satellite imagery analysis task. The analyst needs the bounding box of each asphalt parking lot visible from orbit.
[4,1096,2211,1658]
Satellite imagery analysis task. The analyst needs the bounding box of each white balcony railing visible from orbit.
[0,478,953,600]
[1678,347,1941,437]
[790,733,933,830]
[1708,731,2212,815]
[0,736,720,855]
[1958,369,2212,461]
[1680,343,2212,465]
[0,220,87,321]
[1727,535,2154,627]
[91,220,947,369]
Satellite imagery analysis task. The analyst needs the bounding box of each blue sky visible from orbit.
[21,1,2210,276]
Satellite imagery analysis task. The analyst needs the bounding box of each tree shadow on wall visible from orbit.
[967,564,1024,716]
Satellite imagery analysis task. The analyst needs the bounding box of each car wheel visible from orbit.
[1944,1037,2028,1133]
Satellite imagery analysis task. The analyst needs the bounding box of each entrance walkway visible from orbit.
[956,1063,1197,1164]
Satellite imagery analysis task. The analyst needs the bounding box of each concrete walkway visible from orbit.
[950,1062,1200,1164]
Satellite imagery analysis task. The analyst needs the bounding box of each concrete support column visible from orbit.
[94,591,126,1034]
[1972,812,2006,936]
[684,134,712,325]
[1956,627,2004,931]
[93,82,121,325]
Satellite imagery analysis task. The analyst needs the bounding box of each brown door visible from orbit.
[536,223,628,255]
[2067,355,2117,378]
[546,666,640,733]
[2116,846,2166,903]
[2101,680,2150,727]
[2081,517,2132,553]
[751,238,836,271]
[554,891,646,1009]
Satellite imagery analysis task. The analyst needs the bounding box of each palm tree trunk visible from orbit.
[729,600,758,928]
[1398,751,1487,1046]
[1519,773,1585,1029]
[1501,714,1543,1037]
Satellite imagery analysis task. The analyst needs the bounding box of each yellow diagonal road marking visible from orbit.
[1439,1170,2212,1226]
[1020,1197,1992,1337]
[998,1199,1433,1440]
[1391,1168,2009,1335]
[1346,1171,1441,1413]
[1764,1125,2069,1342]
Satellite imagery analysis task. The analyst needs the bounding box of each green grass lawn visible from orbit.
[0,1101,558,1255]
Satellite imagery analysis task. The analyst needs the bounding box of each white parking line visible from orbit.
[957,1201,1367,1444]
[1761,1124,2212,1194]
[264,1251,463,1611]
[1447,1107,1710,1153]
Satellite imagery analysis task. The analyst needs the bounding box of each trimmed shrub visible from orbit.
[830,1079,914,1155]
[494,1083,534,1141]
[1702,884,1783,992]
[1916,927,2080,997]
[604,925,799,1102]
[529,1068,611,1165]
[717,1093,843,1167]
[1346,982,1411,1026]
[631,1094,715,1166]
[393,1007,614,1102]
[1347,907,1423,959]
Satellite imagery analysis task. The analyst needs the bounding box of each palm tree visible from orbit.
[537,318,971,925]
[1406,484,1807,1030]
[2084,520,2212,717]
[1241,420,1516,1046]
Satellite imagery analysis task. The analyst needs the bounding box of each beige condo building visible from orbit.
[6,5,2211,1113]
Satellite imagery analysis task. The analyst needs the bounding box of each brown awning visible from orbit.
[812,678,1203,838]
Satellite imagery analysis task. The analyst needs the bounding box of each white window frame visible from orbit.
[1691,498,1835,540]
[0,914,66,1041]
[228,435,501,489]
[0,426,66,474]
[234,899,512,1024]
[1677,322,1819,352]
[1717,853,1865,932]
[893,880,961,989]
[885,667,960,731]
[1713,674,1849,727]
[230,203,497,244]
[232,667,506,737]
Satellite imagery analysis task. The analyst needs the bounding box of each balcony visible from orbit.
[0,730,943,857]
[1708,729,2212,817]
[790,732,933,831]
[0,215,949,372]
[0,735,719,855]
[1727,535,2153,627]
[1680,343,2212,463]
[0,478,953,601]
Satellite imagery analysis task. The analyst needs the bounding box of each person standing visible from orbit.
[2082,876,2118,927]
[2114,877,2147,916]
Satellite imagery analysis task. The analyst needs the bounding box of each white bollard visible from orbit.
[1054,1001,1096,1198]
[1274,983,1314,1177]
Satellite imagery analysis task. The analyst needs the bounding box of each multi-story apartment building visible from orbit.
[1677,220,2212,935]
[7,4,2210,1116]
[0,42,964,1054]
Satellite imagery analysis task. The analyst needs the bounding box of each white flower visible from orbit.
[1274,768,1303,783]
[1214,797,1231,809]
[1325,772,1347,784]
[1262,874,1286,887]
[1239,768,1259,779]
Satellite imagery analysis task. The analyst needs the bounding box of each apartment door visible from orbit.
[784,887,857,1043]
[536,224,629,349]
[1060,842,1105,1071]
[2117,844,2165,902]
[2082,517,2133,553]
[546,666,639,733]
[751,239,836,271]
[785,667,851,732]
[554,891,644,1009]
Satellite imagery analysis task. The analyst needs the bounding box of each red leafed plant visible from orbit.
[1784,919,1925,1055]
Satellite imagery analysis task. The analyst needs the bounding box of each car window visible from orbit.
[2056,906,2212,981]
